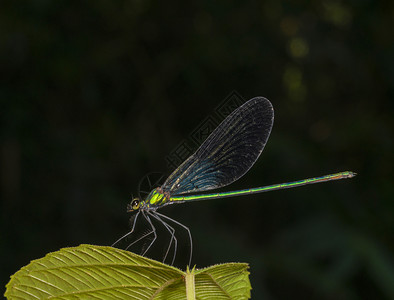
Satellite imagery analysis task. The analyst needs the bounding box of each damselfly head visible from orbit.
[127,198,141,212]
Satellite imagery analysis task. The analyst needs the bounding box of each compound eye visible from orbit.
[131,199,140,210]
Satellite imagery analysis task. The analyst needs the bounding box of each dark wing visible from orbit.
[161,97,274,195]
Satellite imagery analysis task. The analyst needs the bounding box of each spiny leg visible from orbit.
[141,211,157,256]
[138,172,165,199]
[155,214,177,265]
[146,174,152,188]
[151,173,164,188]
[125,230,154,251]
[112,211,140,247]
[150,212,178,265]
[154,211,193,266]
[139,190,150,197]
[146,172,164,189]
[138,174,151,199]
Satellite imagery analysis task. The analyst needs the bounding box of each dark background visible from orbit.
[1,1,393,299]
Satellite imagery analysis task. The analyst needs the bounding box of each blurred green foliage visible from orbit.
[1,1,393,299]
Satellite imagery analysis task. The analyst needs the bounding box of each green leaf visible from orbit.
[5,244,251,300]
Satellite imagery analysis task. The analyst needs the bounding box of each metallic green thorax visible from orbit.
[142,171,355,209]
[142,188,172,209]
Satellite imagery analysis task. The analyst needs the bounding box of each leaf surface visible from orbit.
[5,244,251,299]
